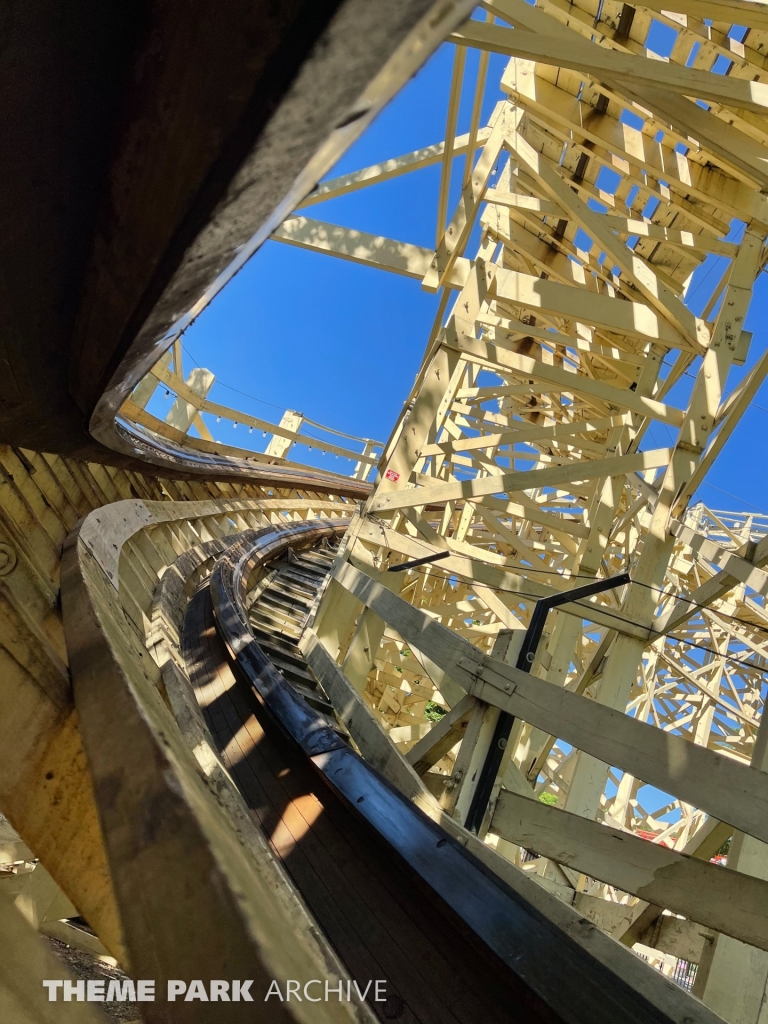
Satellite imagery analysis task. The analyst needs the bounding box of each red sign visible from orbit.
[384,469,400,482]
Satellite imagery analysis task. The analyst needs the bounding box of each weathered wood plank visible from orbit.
[492,790,768,952]
[333,561,768,846]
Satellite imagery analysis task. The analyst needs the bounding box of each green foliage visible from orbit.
[425,701,447,722]
[714,835,732,857]
[538,792,558,805]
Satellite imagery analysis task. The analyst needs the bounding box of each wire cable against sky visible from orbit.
[180,341,382,447]
[397,556,768,636]
[683,370,768,417]
[393,564,768,671]
[180,342,286,410]
[697,482,768,515]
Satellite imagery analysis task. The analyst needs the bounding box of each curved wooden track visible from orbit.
[7,4,768,1021]
[182,579,547,1024]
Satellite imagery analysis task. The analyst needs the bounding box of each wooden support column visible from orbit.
[342,557,405,692]
[265,409,304,459]
[564,230,763,822]
[312,264,492,676]
[693,709,768,1020]
[460,628,525,832]
[310,513,367,663]
[165,367,215,437]
[0,890,107,1024]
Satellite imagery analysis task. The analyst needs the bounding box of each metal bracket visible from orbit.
[458,655,517,696]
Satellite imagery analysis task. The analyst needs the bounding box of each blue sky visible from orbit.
[169,34,768,517]
[171,42,506,450]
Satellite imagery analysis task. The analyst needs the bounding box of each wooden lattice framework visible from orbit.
[253,2,768,1015]
[6,2,768,1022]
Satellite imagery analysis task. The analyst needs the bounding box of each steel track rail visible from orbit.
[202,525,720,1024]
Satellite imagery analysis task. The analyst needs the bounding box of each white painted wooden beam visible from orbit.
[491,790,768,952]
[331,560,768,847]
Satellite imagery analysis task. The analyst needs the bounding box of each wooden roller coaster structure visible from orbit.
[4,2,768,1022]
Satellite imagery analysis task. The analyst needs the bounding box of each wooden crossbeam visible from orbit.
[491,789,768,952]
[657,532,768,635]
[298,127,493,208]
[672,521,768,598]
[489,265,689,347]
[273,216,470,288]
[418,414,627,458]
[405,695,478,774]
[484,196,738,255]
[370,447,672,511]
[332,560,768,846]
[446,334,686,426]
[502,125,707,350]
[273,218,694,348]
[453,20,768,116]
[354,519,649,637]
[637,0,768,32]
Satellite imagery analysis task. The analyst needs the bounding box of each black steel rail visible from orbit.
[113,418,375,496]
[196,525,722,1024]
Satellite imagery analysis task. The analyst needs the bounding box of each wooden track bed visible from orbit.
[182,583,552,1024]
